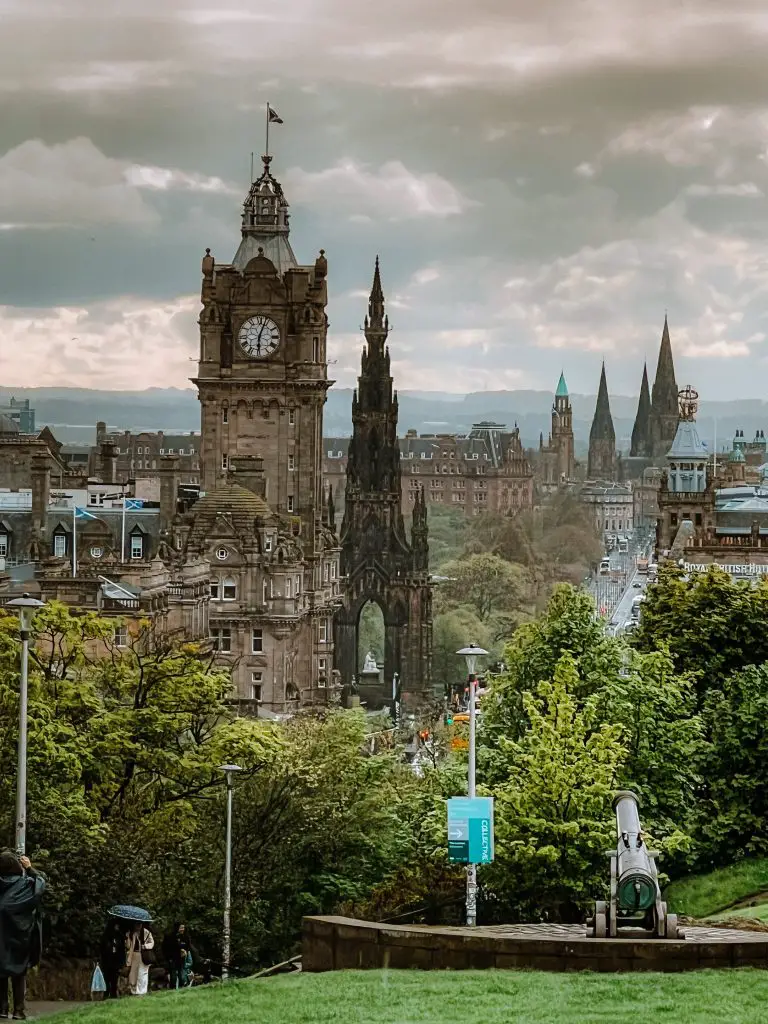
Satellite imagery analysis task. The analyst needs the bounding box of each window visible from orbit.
[318,658,327,687]
[222,453,228,470]
[288,454,295,472]
[88,492,105,506]
[286,577,292,598]
[324,562,330,582]
[313,336,319,362]
[210,580,220,600]
[216,547,229,561]
[168,448,175,454]
[53,533,67,557]
[0,532,7,557]
[251,671,263,702]
[319,621,327,643]
[211,627,231,653]
[251,628,263,654]
[264,535,272,553]
[262,579,268,604]
[130,534,144,559]
[222,407,229,424]
[286,684,299,701]
[287,495,294,512]
[160,448,165,455]
[289,409,295,426]
[114,624,127,648]
[296,575,301,594]
[222,577,237,601]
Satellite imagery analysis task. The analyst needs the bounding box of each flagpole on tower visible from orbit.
[265,101,270,160]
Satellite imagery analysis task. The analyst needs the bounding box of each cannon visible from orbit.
[587,790,683,939]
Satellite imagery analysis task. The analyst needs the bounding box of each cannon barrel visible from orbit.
[612,790,657,912]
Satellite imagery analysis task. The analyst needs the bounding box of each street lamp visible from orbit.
[7,593,45,856]
[456,643,488,927]
[218,763,243,980]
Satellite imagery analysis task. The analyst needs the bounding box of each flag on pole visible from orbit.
[124,498,143,511]
[268,105,283,124]
[75,506,98,521]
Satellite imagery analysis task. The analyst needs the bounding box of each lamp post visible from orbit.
[7,593,45,856]
[218,763,243,980]
[456,643,488,927]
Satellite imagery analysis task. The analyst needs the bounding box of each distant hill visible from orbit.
[2,386,763,452]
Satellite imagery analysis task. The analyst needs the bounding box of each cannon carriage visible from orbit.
[587,790,683,940]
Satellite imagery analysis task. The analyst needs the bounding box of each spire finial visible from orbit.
[367,255,386,331]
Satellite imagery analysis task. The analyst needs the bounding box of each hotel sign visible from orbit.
[684,562,768,577]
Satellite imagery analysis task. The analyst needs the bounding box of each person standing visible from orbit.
[162,923,192,989]
[99,919,127,999]
[0,851,45,1022]
[125,921,154,997]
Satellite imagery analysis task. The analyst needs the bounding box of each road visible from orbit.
[584,543,652,634]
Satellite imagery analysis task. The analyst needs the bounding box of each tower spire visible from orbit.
[587,361,617,480]
[366,255,388,336]
[630,361,652,458]
[650,314,679,458]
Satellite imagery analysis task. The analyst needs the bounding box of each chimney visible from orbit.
[96,421,107,444]
[100,440,118,484]
[31,451,50,544]
[228,454,266,498]
[159,455,181,528]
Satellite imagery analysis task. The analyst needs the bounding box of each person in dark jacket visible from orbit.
[99,919,127,1000]
[162,923,192,989]
[0,850,45,1021]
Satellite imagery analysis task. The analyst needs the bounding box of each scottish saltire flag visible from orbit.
[124,498,143,510]
[74,506,98,520]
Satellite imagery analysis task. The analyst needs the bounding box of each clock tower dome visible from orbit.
[194,154,331,543]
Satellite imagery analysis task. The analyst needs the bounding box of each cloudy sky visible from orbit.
[2,0,768,399]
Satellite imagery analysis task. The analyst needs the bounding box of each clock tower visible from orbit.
[195,155,331,545]
[186,153,341,709]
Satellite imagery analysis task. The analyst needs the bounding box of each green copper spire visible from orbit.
[555,371,568,398]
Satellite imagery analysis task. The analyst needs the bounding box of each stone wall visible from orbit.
[302,916,768,973]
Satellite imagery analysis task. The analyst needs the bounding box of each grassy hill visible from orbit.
[54,969,768,1024]
[665,858,768,919]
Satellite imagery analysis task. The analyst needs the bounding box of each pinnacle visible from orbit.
[555,371,568,398]
[367,255,387,334]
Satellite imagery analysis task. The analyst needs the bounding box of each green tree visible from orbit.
[696,664,768,859]
[633,565,768,702]
[431,607,494,690]
[483,655,625,921]
[440,553,528,622]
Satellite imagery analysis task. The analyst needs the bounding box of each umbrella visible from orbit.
[108,904,153,922]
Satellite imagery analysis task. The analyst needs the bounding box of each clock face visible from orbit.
[238,315,280,359]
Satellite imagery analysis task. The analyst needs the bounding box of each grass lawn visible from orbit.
[709,901,768,923]
[664,857,768,918]
[52,969,768,1024]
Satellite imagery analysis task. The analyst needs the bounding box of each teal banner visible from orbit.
[447,797,494,864]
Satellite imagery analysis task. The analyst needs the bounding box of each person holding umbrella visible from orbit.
[106,906,155,997]
[0,851,45,1021]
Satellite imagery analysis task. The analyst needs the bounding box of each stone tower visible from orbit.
[194,154,330,541]
[630,362,652,458]
[538,372,575,491]
[587,362,617,480]
[553,371,575,482]
[190,152,340,706]
[335,258,433,707]
[650,315,679,458]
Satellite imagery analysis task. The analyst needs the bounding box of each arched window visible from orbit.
[286,684,299,701]
[222,576,237,601]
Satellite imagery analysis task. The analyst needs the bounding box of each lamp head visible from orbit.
[7,593,45,632]
[456,643,489,677]
[218,764,243,775]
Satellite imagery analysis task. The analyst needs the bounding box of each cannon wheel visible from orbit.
[594,900,608,938]
[665,913,679,939]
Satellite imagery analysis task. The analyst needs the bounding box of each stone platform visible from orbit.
[302,916,768,973]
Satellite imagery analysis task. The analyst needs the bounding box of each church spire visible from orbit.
[630,362,652,458]
[365,255,388,341]
[650,314,680,458]
[587,362,617,480]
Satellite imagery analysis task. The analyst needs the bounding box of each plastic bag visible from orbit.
[91,963,107,994]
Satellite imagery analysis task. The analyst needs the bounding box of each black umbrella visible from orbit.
[107,904,153,922]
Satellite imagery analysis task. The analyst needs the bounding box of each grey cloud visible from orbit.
[1,0,768,398]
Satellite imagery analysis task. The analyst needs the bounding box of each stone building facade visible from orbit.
[182,153,341,709]
[334,259,433,707]
[94,423,201,489]
[324,421,535,520]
